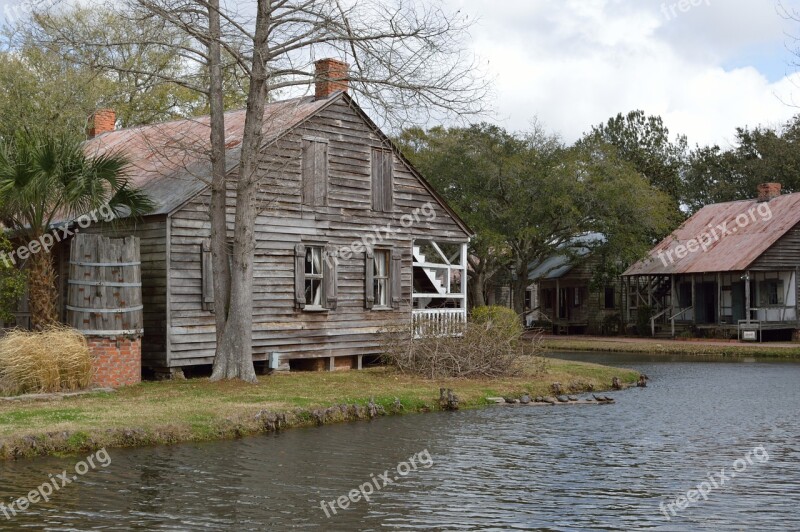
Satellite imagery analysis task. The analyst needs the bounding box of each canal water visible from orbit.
[1,352,799,531]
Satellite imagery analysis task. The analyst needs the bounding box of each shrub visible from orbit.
[0,326,93,396]
[381,312,543,379]
[635,305,654,336]
[471,305,523,338]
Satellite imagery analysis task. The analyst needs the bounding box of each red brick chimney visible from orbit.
[315,59,349,100]
[757,182,782,202]
[87,109,116,138]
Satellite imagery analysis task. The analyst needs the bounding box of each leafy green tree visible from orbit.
[0,5,243,139]
[683,116,800,211]
[0,131,154,329]
[580,110,687,220]
[0,234,26,323]
[399,123,676,315]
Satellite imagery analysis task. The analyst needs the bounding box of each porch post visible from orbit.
[745,271,751,324]
[691,274,697,325]
[716,272,722,325]
[460,242,468,319]
[670,275,676,337]
[795,267,799,329]
[555,278,560,324]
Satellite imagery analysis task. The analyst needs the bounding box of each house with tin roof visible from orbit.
[623,183,800,341]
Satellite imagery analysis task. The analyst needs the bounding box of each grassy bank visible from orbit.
[0,358,639,460]
[542,338,800,358]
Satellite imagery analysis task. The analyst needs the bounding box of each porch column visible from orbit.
[670,275,676,337]
[716,272,722,325]
[691,275,697,325]
[460,242,468,318]
[745,271,751,324]
[555,278,560,323]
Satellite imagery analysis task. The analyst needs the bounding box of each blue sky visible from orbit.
[445,0,800,146]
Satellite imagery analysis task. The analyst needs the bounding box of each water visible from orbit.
[2,353,800,531]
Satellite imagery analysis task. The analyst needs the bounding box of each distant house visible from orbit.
[13,59,472,375]
[623,183,800,341]
[526,234,621,335]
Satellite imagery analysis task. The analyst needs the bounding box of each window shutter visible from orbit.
[323,244,338,310]
[382,151,393,211]
[302,140,315,206]
[365,247,374,309]
[294,243,306,309]
[391,248,403,310]
[371,149,382,211]
[201,240,214,311]
[315,142,328,206]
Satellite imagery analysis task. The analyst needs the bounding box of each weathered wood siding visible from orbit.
[168,98,469,367]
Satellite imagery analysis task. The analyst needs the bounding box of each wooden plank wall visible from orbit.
[168,98,469,367]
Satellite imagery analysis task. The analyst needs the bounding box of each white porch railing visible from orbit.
[412,308,467,338]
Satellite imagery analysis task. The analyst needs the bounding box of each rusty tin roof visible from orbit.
[83,95,333,215]
[623,192,800,276]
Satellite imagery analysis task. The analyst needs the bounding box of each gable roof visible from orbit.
[82,92,473,236]
[83,96,332,216]
[623,192,800,276]
[528,233,605,281]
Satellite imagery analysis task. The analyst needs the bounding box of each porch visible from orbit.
[411,239,468,337]
[625,270,800,339]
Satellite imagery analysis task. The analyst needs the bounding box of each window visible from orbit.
[371,149,393,212]
[604,286,616,309]
[543,289,553,309]
[373,250,390,308]
[305,246,324,307]
[678,283,692,308]
[302,138,328,207]
[294,243,337,310]
[573,287,582,307]
[759,280,784,306]
[366,247,402,310]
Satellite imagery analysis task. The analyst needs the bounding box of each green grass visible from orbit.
[0,358,640,460]
[542,338,800,358]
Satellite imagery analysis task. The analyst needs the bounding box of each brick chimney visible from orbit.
[87,109,116,138]
[315,58,349,100]
[757,182,782,202]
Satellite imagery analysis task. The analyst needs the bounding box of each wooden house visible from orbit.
[623,183,800,341]
[17,59,471,375]
[526,234,621,334]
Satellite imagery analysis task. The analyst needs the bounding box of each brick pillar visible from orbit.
[87,336,142,388]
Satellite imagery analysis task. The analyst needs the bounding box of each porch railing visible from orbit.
[412,308,467,338]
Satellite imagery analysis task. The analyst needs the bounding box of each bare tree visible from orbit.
[25,0,489,381]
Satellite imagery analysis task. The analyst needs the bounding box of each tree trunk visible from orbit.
[470,269,486,309]
[27,244,58,329]
[210,0,270,382]
[206,0,235,381]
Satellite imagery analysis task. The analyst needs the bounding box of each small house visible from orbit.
[14,59,472,376]
[623,183,800,341]
[526,234,621,334]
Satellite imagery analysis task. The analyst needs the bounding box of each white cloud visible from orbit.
[446,0,800,146]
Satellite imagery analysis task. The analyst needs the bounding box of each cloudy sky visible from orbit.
[445,0,800,148]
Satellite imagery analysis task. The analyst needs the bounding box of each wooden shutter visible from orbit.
[201,240,214,311]
[382,150,393,211]
[365,247,374,309]
[391,248,403,310]
[302,139,328,206]
[323,244,338,310]
[371,149,393,212]
[371,149,383,211]
[294,243,306,309]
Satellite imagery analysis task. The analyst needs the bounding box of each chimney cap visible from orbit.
[757,182,782,202]
[314,58,349,100]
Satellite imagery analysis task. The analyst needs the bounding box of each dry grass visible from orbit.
[0,358,640,459]
[0,327,93,396]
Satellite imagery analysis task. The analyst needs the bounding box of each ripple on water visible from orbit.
[1,355,799,531]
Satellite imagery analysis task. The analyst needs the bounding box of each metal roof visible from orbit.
[83,95,333,216]
[623,192,800,276]
[528,233,605,281]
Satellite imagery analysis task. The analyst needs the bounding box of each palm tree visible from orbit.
[0,131,153,329]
